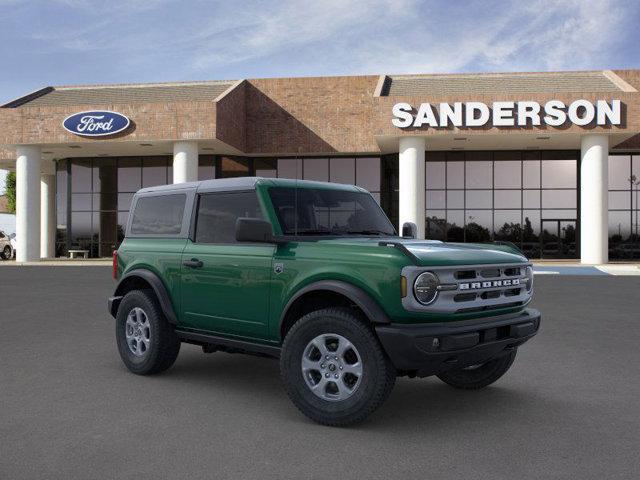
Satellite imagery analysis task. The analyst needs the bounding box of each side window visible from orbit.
[195,192,263,244]
[130,194,186,235]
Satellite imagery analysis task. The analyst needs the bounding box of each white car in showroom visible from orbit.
[0,230,14,260]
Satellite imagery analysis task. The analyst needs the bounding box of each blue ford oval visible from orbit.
[63,110,130,137]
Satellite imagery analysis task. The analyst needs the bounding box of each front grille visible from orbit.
[402,262,532,314]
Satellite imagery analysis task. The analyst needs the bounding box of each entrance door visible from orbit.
[540,219,577,259]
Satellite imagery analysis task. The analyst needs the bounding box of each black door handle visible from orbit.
[183,258,203,269]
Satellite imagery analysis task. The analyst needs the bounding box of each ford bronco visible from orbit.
[108,177,540,426]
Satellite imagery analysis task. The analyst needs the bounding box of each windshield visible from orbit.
[268,187,396,236]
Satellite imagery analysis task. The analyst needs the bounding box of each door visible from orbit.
[540,219,577,259]
[180,191,275,338]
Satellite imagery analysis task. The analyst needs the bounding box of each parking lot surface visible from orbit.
[1,267,638,479]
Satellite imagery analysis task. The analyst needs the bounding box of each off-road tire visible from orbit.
[280,307,396,427]
[436,350,517,390]
[116,289,180,375]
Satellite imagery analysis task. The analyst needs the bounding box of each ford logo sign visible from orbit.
[63,110,130,137]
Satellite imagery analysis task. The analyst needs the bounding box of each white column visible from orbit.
[172,141,198,183]
[15,146,41,262]
[580,134,609,264]
[40,162,56,259]
[398,137,426,238]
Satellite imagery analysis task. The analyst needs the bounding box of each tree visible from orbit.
[5,171,16,213]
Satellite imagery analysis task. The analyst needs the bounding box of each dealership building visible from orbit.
[1,69,639,263]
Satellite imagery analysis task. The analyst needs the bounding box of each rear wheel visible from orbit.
[2,245,11,260]
[436,350,517,390]
[280,308,396,427]
[116,289,180,375]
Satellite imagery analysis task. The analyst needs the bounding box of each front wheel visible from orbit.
[280,308,396,427]
[436,350,517,390]
[1,245,11,260]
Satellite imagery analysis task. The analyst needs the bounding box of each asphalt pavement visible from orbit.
[1,267,638,479]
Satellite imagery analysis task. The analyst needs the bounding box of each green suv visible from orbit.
[108,177,540,426]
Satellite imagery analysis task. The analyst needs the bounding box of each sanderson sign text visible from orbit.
[391,100,622,128]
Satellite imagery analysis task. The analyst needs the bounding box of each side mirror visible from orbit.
[401,222,417,239]
[236,218,274,243]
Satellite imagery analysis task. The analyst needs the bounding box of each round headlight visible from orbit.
[414,272,439,305]
[525,266,534,292]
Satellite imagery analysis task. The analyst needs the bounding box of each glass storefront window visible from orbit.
[420,150,579,258]
[255,158,277,178]
[355,157,380,193]
[71,159,92,192]
[465,190,492,209]
[198,155,215,180]
[494,161,521,188]
[465,161,492,189]
[277,158,302,179]
[117,158,142,192]
[426,190,446,209]
[330,158,355,184]
[142,157,168,187]
[541,159,576,188]
[608,154,640,259]
[304,158,329,181]
[425,161,445,189]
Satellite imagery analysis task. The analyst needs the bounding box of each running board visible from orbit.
[175,329,281,358]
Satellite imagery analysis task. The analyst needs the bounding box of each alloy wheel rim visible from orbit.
[301,333,363,402]
[125,307,151,357]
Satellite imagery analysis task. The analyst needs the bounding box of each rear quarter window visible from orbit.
[130,194,186,235]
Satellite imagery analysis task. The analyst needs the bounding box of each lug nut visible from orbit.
[325,355,330,360]
[334,374,339,379]
[325,373,330,378]
[321,364,325,369]
[339,366,343,370]
[334,356,338,360]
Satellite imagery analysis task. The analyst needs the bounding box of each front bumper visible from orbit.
[376,308,541,377]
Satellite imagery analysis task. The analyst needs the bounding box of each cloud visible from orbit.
[0,0,637,105]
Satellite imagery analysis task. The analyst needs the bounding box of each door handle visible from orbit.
[183,258,203,269]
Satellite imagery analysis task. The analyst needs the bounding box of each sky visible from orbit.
[1,0,639,193]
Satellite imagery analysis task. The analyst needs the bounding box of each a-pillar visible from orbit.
[173,141,198,183]
[40,161,56,259]
[580,134,609,264]
[398,137,426,238]
[15,145,41,262]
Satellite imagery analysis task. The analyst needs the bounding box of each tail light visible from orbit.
[112,250,118,279]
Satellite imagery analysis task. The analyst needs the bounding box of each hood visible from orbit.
[398,240,527,266]
[316,237,527,266]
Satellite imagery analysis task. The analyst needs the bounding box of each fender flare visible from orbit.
[279,280,391,330]
[111,269,178,324]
